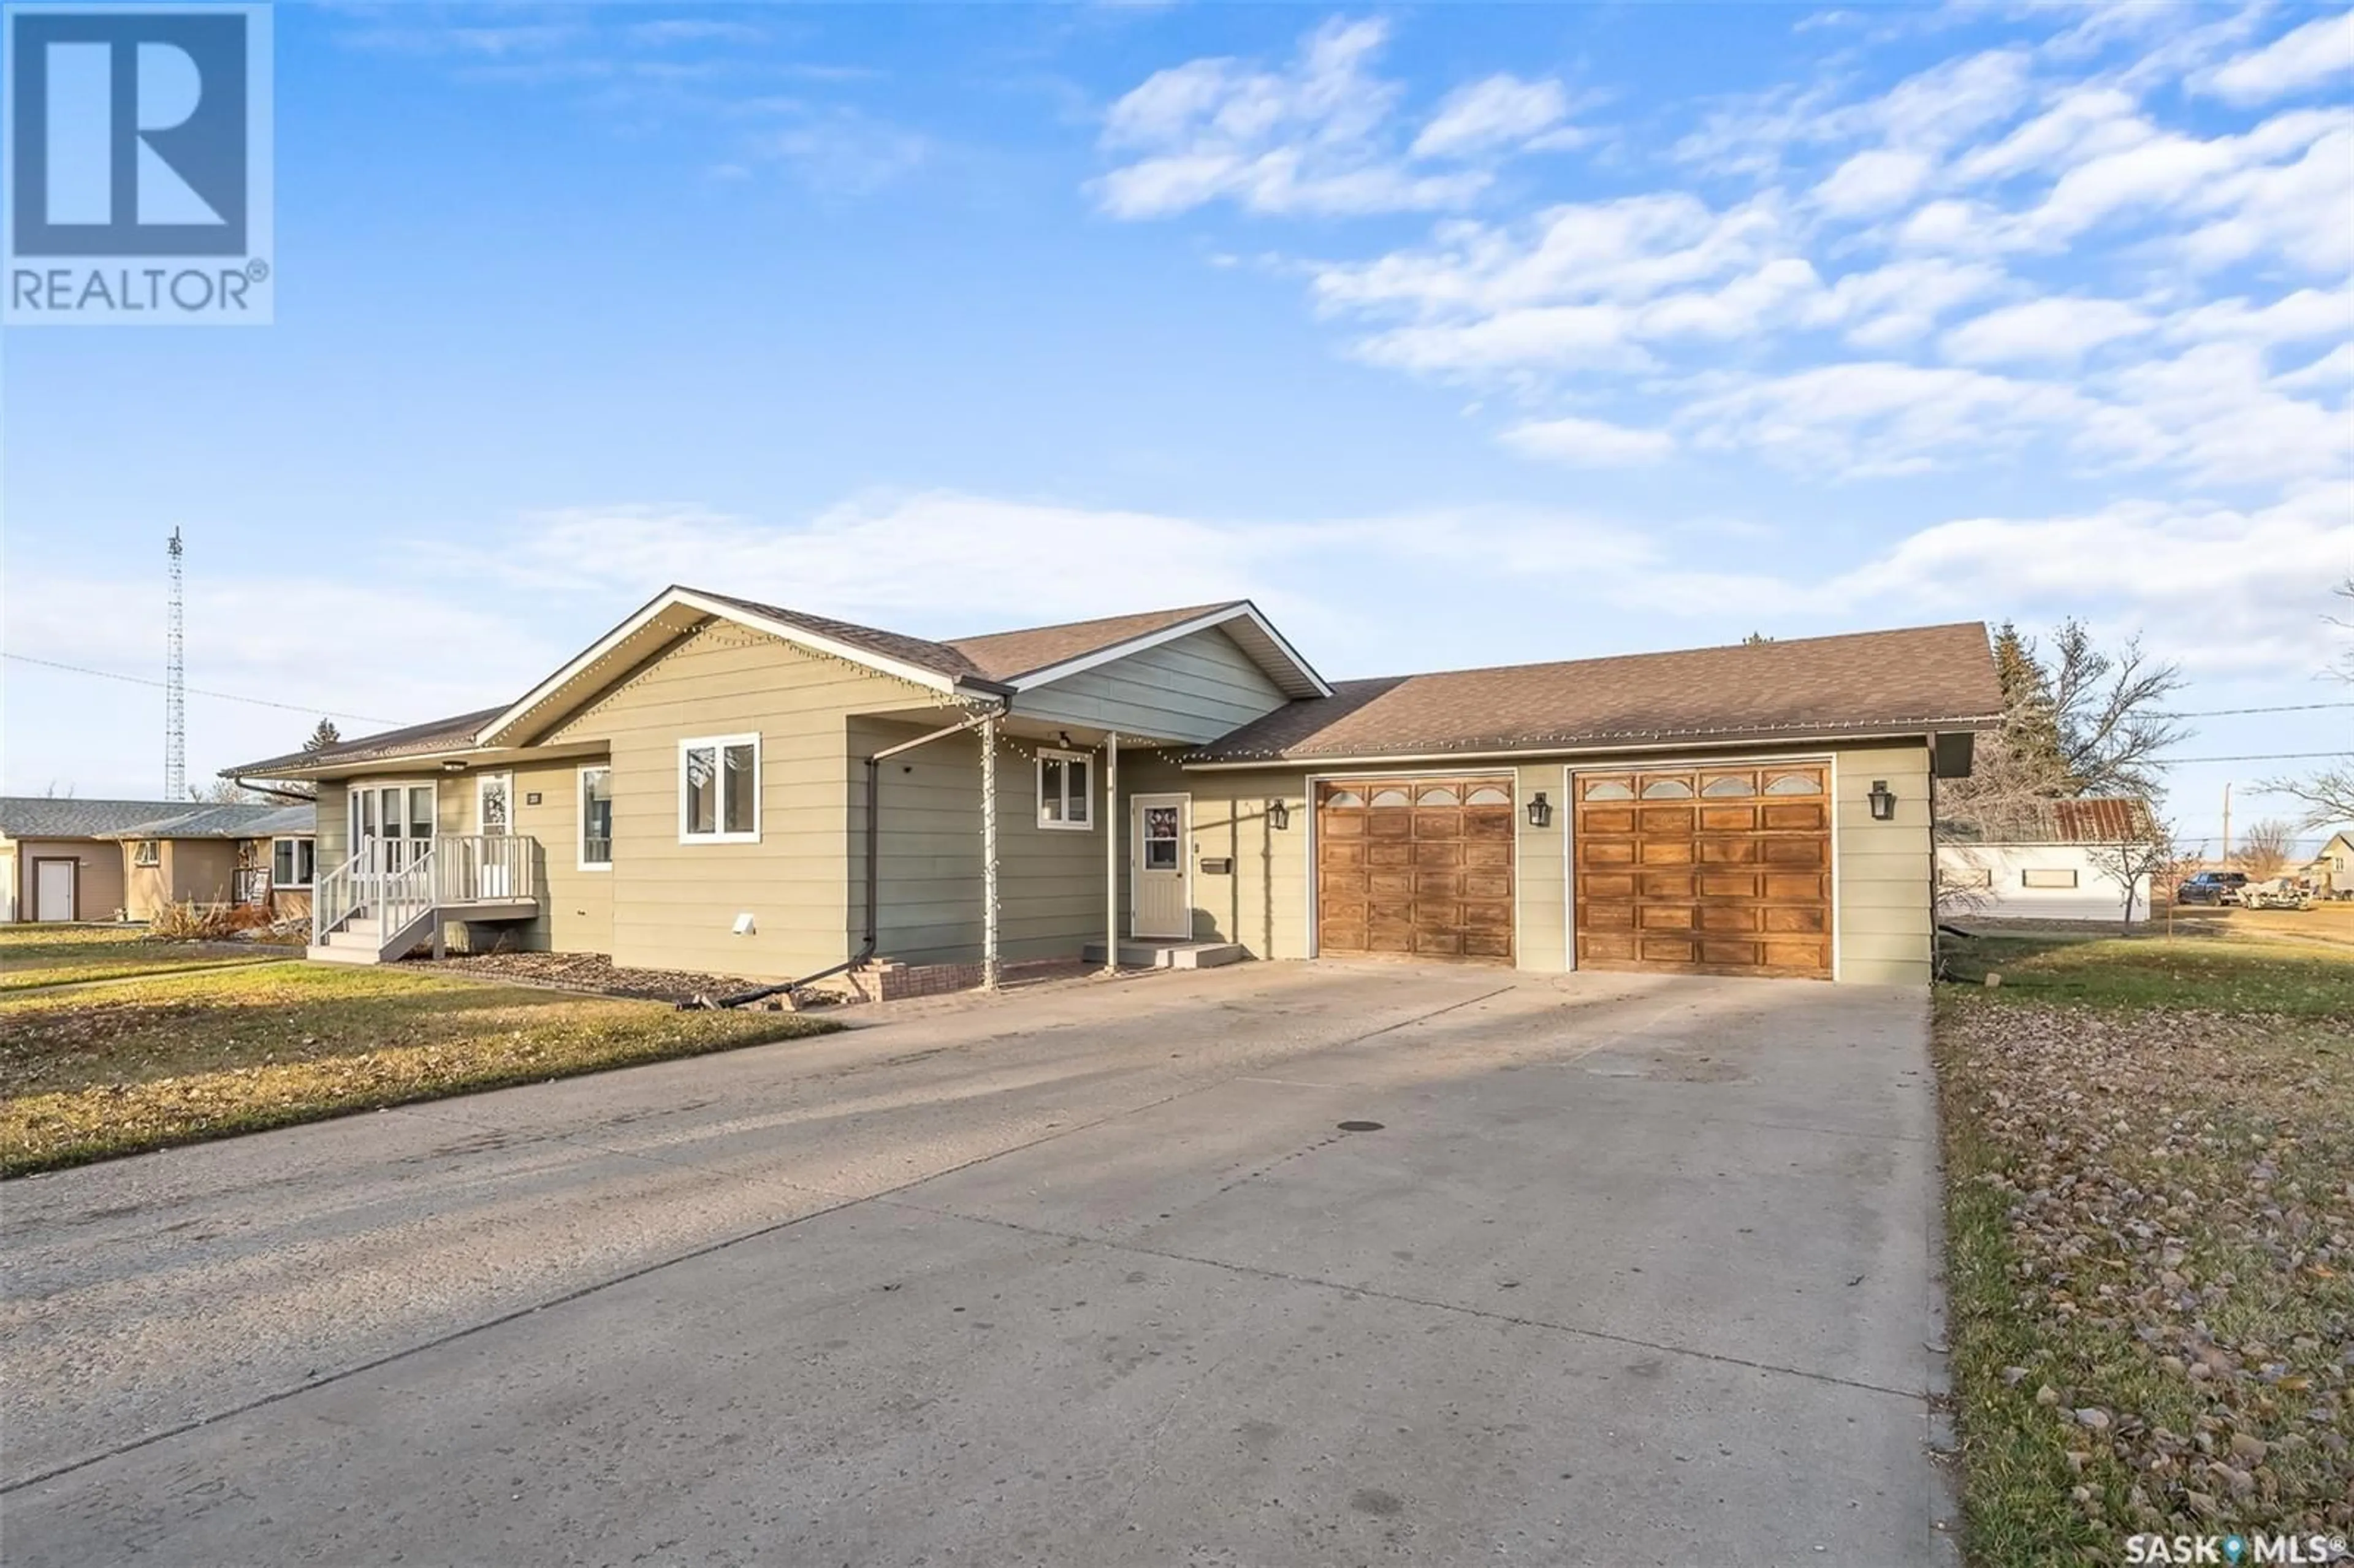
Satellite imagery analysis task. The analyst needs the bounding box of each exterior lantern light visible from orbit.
[1267,797,1290,831]
[1526,791,1553,829]
[441,759,467,773]
[1868,779,1897,821]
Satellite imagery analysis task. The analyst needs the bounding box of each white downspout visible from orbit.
[981,711,1000,992]
[1103,731,1120,975]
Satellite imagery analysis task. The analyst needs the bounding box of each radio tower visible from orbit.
[166,528,186,799]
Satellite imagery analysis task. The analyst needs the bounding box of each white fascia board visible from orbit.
[1008,603,1332,699]
[475,586,962,748]
[1181,729,1943,770]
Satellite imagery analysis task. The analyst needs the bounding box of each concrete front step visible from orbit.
[307,943,383,965]
[1080,939,1247,970]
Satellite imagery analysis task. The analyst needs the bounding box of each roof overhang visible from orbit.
[1005,601,1330,700]
[476,586,1008,750]
[1181,721,1994,771]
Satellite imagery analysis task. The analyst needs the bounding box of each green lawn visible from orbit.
[0,923,291,992]
[0,961,840,1176]
[1936,932,2354,1566]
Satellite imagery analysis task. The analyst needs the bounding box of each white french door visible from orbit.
[349,781,437,872]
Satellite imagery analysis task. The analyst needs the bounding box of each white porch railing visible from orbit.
[313,834,538,945]
[430,834,536,906]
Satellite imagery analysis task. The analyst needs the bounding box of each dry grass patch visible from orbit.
[1937,934,2353,1567]
[0,923,286,992]
[0,961,839,1176]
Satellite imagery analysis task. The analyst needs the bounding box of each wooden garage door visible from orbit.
[1574,765,1832,978]
[1317,778,1515,963]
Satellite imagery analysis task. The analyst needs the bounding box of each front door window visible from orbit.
[478,774,512,836]
[1143,806,1179,870]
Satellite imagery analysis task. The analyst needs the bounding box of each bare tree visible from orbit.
[2083,820,2177,934]
[188,778,270,804]
[2044,620,2188,797]
[2262,576,2353,831]
[2234,818,2293,880]
[1944,619,2187,823]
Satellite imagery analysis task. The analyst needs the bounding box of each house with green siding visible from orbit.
[226,587,2002,994]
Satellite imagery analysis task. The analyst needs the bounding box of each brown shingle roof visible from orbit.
[695,593,1246,686]
[946,603,1241,683]
[693,592,991,683]
[1187,622,2002,763]
[226,707,505,779]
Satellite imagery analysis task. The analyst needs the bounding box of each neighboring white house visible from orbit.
[2304,831,2354,895]
[1938,798,2157,924]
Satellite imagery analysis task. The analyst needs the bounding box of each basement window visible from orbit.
[1038,750,1092,831]
[680,734,760,843]
[2022,867,2079,889]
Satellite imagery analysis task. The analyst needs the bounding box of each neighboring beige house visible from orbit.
[0,797,316,924]
[226,588,2002,989]
[0,798,175,923]
[104,803,318,921]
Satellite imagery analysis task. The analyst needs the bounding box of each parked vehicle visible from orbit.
[2242,878,2316,911]
[2174,871,2249,906]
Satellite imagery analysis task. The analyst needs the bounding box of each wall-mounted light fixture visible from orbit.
[1267,797,1290,831]
[1526,791,1553,829]
[441,759,466,773]
[1868,779,1897,821]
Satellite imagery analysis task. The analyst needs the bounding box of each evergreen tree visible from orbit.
[302,718,341,754]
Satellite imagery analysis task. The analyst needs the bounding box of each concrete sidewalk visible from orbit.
[2,961,1954,1566]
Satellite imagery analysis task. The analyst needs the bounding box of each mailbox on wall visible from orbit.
[1199,857,1234,875]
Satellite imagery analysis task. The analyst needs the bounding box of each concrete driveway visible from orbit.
[3,962,1953,1566]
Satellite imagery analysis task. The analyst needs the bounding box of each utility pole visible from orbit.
[2220,782,2232,868]
[166,528,186,799]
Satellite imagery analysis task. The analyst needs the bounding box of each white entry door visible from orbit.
[34,859,75,922]
[476,773,514,896]
[1131,793,1191,939]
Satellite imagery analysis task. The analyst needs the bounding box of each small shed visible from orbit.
[1937,798,2157,923]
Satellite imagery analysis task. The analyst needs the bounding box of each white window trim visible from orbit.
[679,733,761,845]
[579,764,614,871]
[271,835,315,889]
[1036,747,1094,832]
[132,840,161,867]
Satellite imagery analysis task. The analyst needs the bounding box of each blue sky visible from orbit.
[4,0,2349,850]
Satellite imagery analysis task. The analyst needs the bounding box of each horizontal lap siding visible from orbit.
[1169,739,1933,984]
[1118,758,1308,957]
[549,624,941,980]
[850,719,1108,966]
[1011,628,1288,744]
[508,756,614,955]
[1832,744,1933,984]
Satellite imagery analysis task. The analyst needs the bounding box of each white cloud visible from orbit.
[1941,297,2153,365]
[2165,284,2354,348]
[1412,73,1575,158]
[1682,362,2095,477]
[1498,416,1674,466]
[2193,10,2354,107]
[1810,258,2010,348]
[1949,87,2150,184]
[1811,148,1933,216]
[1095,18,1495,218]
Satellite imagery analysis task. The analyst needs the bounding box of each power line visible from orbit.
[2158,701,2354,717]
[4,652,406,726]
[2163,751,2345,764]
